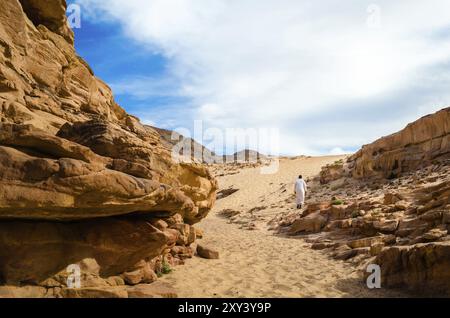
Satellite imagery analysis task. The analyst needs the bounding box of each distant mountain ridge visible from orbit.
[152,126,268,164]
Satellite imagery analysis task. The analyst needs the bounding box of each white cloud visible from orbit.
[76,0,450,155]
[110,76,181,100]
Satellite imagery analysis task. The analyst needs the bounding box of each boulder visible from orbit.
[373,243,450,296]
[122,270,145,286]
[197,244,220,259]
[347,237,377,249]
[422,228,448,242]
[373,219,399,233]
[332,245,357,260]
[289,212,327,234]
[171,246,194,260]
[320,162,345,184]
[328,204,352,221]
[0,219,169,285]
[0,123,216,223]
[172,224,196,246]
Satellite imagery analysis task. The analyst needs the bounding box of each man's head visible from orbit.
[299,175,303,179]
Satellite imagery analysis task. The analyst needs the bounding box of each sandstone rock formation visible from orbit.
[320,160,346,184]
[274,108,450,296]
[196,244,220,260]
[280,164,450,295]
[0,0,217,297]
[0,219,170,285]
[373,242,450,295]
[349,108,450,179]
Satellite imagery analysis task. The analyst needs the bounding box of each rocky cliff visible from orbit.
[349,107,450,179]
[0,0,217,297]
[281,108,450,296]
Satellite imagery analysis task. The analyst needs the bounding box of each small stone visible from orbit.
[150,219,169,231]
[194,227,204,239]
[122,270,144,286]
[197,244,220,259]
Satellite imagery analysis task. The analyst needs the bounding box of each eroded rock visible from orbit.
[0,0,217,293]
[0,219,169,285]
[197,244,220,259]
[374,243,450,296]
[349,108,450,179]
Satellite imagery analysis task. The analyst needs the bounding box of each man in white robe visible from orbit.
[294,175,307,209]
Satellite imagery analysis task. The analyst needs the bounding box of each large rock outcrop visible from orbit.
[374,242,450,296]
[276,109,450,295]
[0,218,170,285]
[0,0,217,295]
[0,0,126,132]
[281,169,450,295]
[349,108,450,179]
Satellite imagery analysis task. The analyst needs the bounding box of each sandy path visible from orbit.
[161,156,404,298]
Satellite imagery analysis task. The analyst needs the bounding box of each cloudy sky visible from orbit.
[70,0,450,155]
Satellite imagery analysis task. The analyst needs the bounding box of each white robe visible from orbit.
[295,179,307,205]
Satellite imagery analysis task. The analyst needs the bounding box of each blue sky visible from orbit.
[68,0,450,156]
[68,1,188,123]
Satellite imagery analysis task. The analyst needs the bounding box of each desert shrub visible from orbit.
[161,261,172,275]
[157,259,173,277]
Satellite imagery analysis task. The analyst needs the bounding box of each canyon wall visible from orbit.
[349,108,450,179]
[0,0,217,296]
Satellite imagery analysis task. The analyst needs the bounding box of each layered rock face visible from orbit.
[275,108,450,296]
[373,242,450,295]
[349,108,450,179]
[0,0,217,296]
[281,165,450,295]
